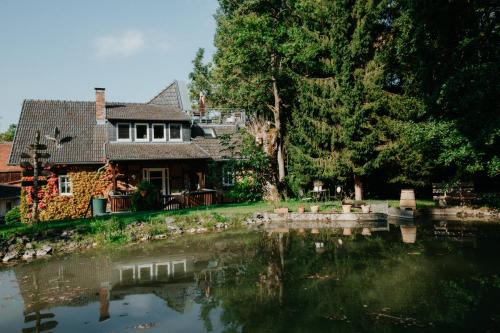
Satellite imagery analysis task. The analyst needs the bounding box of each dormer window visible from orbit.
[169,123,182,142]
[152,124,166,141]
[135,123,149,142]
[117,123,131,141]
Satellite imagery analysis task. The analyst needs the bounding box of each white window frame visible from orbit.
[222,166,235,186]
[169,123,182,142]
[152,123,167,142]
[134,123,149,142]
[58,175,72,196]
[116,123,132,142]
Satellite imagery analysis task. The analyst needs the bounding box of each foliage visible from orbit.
[130,180,159,212]
[207,0,499,197]
[0,124,16,141]
[209,130,273,202]
[4,206,20,225]
[20,166,112,222]
[188,48,214,106]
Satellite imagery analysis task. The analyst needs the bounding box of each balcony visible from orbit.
[188,108,246,126]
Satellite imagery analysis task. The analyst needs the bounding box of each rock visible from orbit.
[2,250,20,263]
[22,249,36,260]
[25,243,33,249]
[196,227,208,233]
[36,245,52,257]
[152,234,166,240]
[186,228,196,234]
[216,222,228,229]
[165,217,175,224]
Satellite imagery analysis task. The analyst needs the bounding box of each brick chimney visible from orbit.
[95,88,106,123]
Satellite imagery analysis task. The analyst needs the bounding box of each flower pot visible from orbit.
[274,207,289,214]
[361,204,370,214]
[297,206,305,214]
[310,205,320,213]
[342,204,352,213]
[361,227,371,236]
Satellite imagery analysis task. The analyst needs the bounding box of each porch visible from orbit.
[107,160,223,213]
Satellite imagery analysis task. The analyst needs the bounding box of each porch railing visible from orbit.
[109,190,217,213]
[188,108,246,125]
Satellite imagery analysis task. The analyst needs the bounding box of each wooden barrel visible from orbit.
[400,189,416,210]
[400,225,417,243]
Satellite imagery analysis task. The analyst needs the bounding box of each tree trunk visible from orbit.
[354,174,363,201]
[271,75,286,184]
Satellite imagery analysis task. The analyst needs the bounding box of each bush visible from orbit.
[131,180,160,211]
[4,206,21,225]
[228,175,263,202]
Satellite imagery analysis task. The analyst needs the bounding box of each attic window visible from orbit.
[169,123,182,142]
[152,124,166,141]
[135,123,149,142]
[117,123,131,141]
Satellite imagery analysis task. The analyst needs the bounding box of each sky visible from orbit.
[0,0,219,131]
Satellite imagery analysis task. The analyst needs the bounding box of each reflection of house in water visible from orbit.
[13,250,228,319]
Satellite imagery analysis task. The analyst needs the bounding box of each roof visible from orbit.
[0,184,20,199]
[148,80,191,111]
[106,142,210,160]
[9,100,107,165]
[192,125,241,161]
[106,103,189,121]
[0,143,21,172]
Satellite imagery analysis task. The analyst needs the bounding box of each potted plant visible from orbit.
[272,200,289,214]
[341,192,353,213]
[297,205,305,214]
[310,204,320,213]
[361,204,370,214]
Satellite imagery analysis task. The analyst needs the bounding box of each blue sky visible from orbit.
[0,0,218,131]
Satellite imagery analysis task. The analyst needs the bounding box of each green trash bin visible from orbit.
[92,197,107,216]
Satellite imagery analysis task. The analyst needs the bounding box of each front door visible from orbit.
[143,168,169,196]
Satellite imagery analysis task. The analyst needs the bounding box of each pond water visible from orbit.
[1,219,500,333]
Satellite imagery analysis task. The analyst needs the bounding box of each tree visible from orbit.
[287,0,417,200]
[188,48,214,106]
[0,124,16,141]
[212,0,295,191]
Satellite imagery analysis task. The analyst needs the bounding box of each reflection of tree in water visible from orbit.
[22,270,58,333]
[198,231,500,332]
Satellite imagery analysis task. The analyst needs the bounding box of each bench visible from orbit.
[432,182,476,207]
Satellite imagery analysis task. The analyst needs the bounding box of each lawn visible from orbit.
[0,198,436,241]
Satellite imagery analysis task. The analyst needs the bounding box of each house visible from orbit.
[0,143,21,185]
[9,81,243,221]
[0,185,20,221]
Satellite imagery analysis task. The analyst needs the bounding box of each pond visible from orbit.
[1,219,500,333]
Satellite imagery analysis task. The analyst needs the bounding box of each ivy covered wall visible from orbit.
[21,165,112,222]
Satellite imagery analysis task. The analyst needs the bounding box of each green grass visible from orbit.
[0,199,437,241]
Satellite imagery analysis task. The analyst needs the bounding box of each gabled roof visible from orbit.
[9,100,107,165]
[148,80,191,111]
[106,103,189,121]
[0,143,21,172]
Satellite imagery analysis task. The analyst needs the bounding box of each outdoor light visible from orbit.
[336,186,342,194]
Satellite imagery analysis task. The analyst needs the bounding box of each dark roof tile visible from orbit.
[106,142,210,160]
[106,103,189,121]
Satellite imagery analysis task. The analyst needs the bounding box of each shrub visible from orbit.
[131,180,160,211]
[4,206,21,225]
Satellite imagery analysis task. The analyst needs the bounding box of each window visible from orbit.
[169,123,182,142]
[58,175,72,195]
[135,123,149,142]
[152,124,166,141]
[117,123,131,141]
[222,166,235,186]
